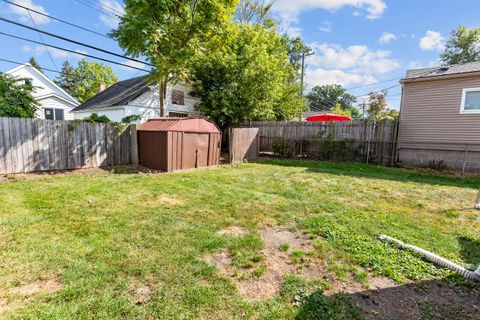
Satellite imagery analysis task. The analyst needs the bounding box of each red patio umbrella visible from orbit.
[305,113,352,122]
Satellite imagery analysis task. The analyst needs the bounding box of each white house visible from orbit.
[6,63,79,120]
[71,76,200,123]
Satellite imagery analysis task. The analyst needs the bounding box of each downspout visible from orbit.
[379,235,480,282]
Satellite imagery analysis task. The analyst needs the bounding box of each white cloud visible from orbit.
[8,0,50,25]
[419,31,445,51]
[120,60,146,72]
[272,0,387,24]
[306,68,377,87]
[308,43,400,74]
[21,45,32,52]
[99,0,124,29]
[319,21,333,33]
[34,46,87,59]
[408,60,440,69]
[379,32,396,44]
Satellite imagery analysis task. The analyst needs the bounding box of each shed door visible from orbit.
[181,133,210,170]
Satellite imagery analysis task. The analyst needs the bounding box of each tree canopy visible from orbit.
[0,73,39,118]
[28,57,43,74]
[365,91,399,120]
[54,59,118,103]
[306,84,361,118]
[111,0,238,117]
[191,24,304,126]
[440,26,480,65]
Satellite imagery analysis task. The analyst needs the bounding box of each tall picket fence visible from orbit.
[238,120,399,165]
[0,117,138,174]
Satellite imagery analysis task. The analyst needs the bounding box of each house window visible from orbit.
[169,112,188,118]
[460,88,480,114]
[171,89,185,105]
[44,108,65,120]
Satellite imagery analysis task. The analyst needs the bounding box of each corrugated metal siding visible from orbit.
[399,76,480,146]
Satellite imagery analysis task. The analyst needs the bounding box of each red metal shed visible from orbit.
[137,118,221,172]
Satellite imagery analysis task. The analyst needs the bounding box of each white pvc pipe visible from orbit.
[379,235,480,282]
[475,188,480,210]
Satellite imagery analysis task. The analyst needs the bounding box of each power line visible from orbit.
[76,0,119,18]
[345,77,401,91]
[2,0,111,39]
[0,31,148,72]
[93,0,125,16]
[0,17,152,67]
[26,9,58,72]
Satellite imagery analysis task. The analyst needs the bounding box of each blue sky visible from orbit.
[0,0,479,109]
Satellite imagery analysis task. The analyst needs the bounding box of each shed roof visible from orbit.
[71,76,150,112]
[137,118,220,133]
[403,61,480,82]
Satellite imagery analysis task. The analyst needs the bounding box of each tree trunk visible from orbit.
[159,79,167,117]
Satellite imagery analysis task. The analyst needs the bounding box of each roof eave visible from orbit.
[401,70,480,84]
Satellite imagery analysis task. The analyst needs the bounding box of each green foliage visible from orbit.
[191,24,305,126]
[0,72,39,118]
[307,84,360,118]
[235,0,276,28]
[121,114,142,123]
[366,90,399,120]
[72,59,118,103]
[440,26,480,65]
[286,36,313,76]
[28,57,43,74]
[78,112,112,123]
[111,0,238,115]
[54,61,78,98]
[331,103,352,118]
[295,291,363,320]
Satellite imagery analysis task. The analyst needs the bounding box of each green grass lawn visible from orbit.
[0,160,479,319]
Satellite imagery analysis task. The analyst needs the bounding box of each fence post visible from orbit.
[130,124,138,164]
[462,144,469,176]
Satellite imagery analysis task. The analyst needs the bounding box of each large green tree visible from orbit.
[111,0,238,117]
[306,84,360,118]
[235,0,275,27]
[440,26,480,65]
[191,24,304,126]
[0,73,39,118]
[54,61,78,98]
[72,59,118,103]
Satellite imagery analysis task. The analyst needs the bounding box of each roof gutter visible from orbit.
[401,71,480,84]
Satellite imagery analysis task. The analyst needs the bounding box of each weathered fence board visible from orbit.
[238,120,398,165]
[0,117,138,174]
[229,128,260,163]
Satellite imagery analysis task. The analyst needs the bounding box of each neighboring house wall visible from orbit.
[398,75,480,171]
[73,83,200,122]
[6,64,78,120]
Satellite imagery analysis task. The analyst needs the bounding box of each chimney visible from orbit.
[98,83,106,93]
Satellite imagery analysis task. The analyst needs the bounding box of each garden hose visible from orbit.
[379,234,480,282]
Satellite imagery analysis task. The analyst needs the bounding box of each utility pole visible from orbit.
[300,49,314,96]
[299,49,314,120]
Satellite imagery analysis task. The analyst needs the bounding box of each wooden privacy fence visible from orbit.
[0,117,138,174]
[238,120,399,165]
[229,128,260,163]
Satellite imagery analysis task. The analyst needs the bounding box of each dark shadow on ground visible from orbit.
[254,158,480,189]
[458,237,480,267]
[294,277,480,320]
[100,164,160,174]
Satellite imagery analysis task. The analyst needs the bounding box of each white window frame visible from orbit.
[460,88,480,114]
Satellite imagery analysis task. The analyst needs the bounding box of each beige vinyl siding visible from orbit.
[399,76,480,146]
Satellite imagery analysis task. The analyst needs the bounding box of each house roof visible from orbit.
[71,75,150,112]
[6,63,79,106]
[403,61,480,82]
[137,118,220,133]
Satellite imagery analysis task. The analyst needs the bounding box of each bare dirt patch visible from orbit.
[130,284,154,305]
[157,195,185,206]
[9,279,62,297]
[0,279,62,316]
[206,227,323,301]
[218,226,248,237]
